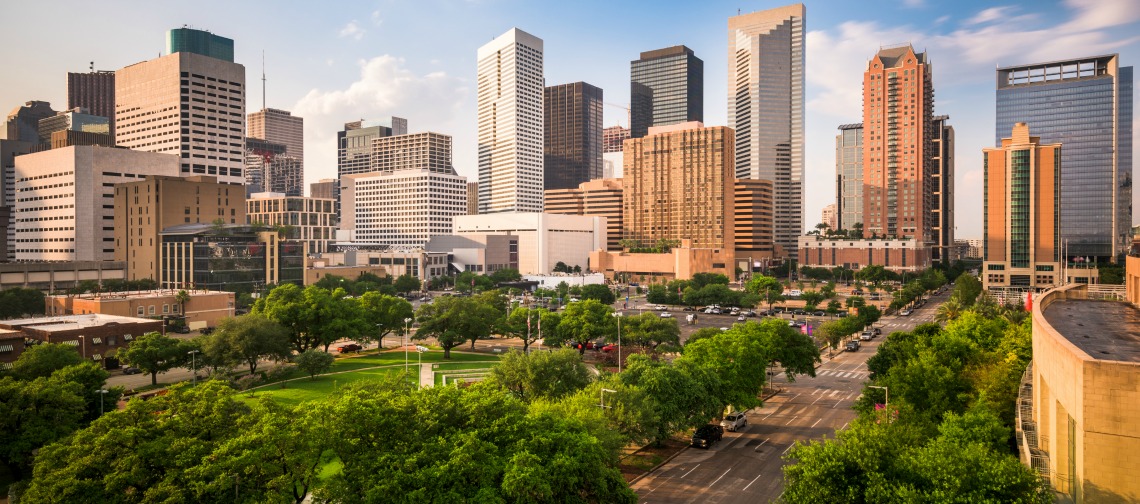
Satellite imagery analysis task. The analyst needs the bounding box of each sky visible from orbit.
[2,0,1138,239]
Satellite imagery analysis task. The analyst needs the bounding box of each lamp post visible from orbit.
[415,345,428,388]
[97,388,109,416]
[403,317,412,374]
[869,385,889,422]
[187,350,200,384]
[611,312,623,373]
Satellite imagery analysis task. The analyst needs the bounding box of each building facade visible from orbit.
[114,175,246,283]
[37,109,110,145]
[735,179,777,263]
[0,314,162,367]
[623,122,735,251]
[247,108,303,165]
[544,178,623,251]
[244,138,302,196]
[159,223,303,291]
[590,239,735,282]
[14,146,179,262]
[316,247,450,282]
[797,236,932,272]
[425,234,519,274]
[4,101,56,144]
[544,82,603,190]
[982,123,1062,291]
[115,28,245,185]
[862,44,934,242]
[310,178,335,200]
[931,115,955,263]
[246,192,336,255]
[1,139,33,261]
[728,4,806,254]
[477,28,545,214]
[630,46,703,139]
[47,289,236,330]
[603,125,629,153]
[0,261,125,292]
[339,169,467,248]
[337,118,407,179]
[834,123,863,233]
[371,132,454,174]
[67,71,116,139]
[466,181,479,215]
[453,213,605,275]
[821,203,837,230]
[996,54,1133,260]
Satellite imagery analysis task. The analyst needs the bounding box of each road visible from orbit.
[630,289,946,504]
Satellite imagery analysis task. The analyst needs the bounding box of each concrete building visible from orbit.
[114,175,245,283]
[734,179,777,266]
[47,289,235,330]
[603,151,623,179]
[46,130,114,150]
[310,178,336,200]
[603,125,629,153]
[965,238,983,259]
[426,234,519,274]
[477,28,545,214]
[0,261,125,292]
[544,178,623,251]
[0,330,25,369]
[1,139,33,261]
[37,109,110,145]
[14,146,178,262]
[337,118,408,179]
[630,46,703,139]
[246,192,336,255]
[371,132,454,174]
[997,54,1133,260]
[624,122,734,251]
[67,70,116,139]
[159,223,304,291]
[304,263,389,286]
[797,235,932,272]
[821,203,837,230]
[862,44,935,242]
[729,4,806,255]
[466,181,479,215]
[590,239,735,282]
[0,313,162,366]
[1022,282,1140,502]
[4,101,56,144]
[115,28,245,185]
[931,115,955,263]
[835,123,863,232]
[339,168,467,248]
[247,108,303,165]
[453,213,605,275]
[544,82,603,190]
[244,137,302,196]
[315,247,450,283]
[982,123,1062,292]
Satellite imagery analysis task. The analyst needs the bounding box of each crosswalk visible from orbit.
[813,369,868,379]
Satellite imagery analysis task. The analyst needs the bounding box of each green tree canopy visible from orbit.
[356,291,414,348]
[621,312,681,351]
[413,295,500,358]
[486,348,592,402]
[294,348,335,380]
[118,331,187,386]
[489,268,522,284]
[8,342,83,380]
[0,287,45,319]
[393,274,422,293]
[206,314,293,375]
[579,283,617,305]
[548,299,615,353]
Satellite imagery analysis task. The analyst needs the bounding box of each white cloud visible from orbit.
[338,20,365,40]
[292,55,469,186]
[370,10,383,25]
[902,0,925,7]
[966,6,1014,25]
[933,15,950,26]
[1058,0,1140,32]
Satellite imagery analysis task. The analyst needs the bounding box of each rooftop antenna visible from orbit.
[89,61,94,72]
[261,50,266,111]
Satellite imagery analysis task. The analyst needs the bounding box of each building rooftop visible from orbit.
[0,313,158,333]
[1043,299,1140,363]
[48,289,231,301]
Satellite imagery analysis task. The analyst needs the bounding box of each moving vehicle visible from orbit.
[660,312,673,318]
[813,311,826,317]
[122,366,142,375]
[860,331,873,341]
[900,309,913,316]
[720,412,748,432]
[691,424,724,448]
[682,306,697,312]
[654,305,668,311]
[845,340,861,352]
[337,344,363,353]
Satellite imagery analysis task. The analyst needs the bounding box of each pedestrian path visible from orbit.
[419,363,432,388]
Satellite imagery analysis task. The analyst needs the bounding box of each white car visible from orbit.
[900,309,912,316]
[660,312,673,318]
[737,315,746,322]
[655,305,668,311]
[720,412,748,432]
[788,289,802,297]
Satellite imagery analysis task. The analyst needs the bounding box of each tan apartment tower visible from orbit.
[862,44,934,241]
[114,176,247,283]
[545,178,624,251]
[735,179,776,264]
[982,123,1061,291]
[247,108,303,163]
[623,122,734,251]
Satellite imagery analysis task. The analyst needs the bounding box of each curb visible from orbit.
[627,442,691,486]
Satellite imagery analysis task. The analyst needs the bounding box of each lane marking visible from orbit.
[834,399,844,408]
[782,444,795,455]
[841,421,849,430]
[680,464,701,478]
[811,395,823,405]
[811,418,822,428]
[709,468,731,487]
[829,390,840,397]
[753,438,770,452]
[743,472,763,491]
[785,415,799,426]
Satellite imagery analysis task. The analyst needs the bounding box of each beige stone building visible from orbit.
[114,175,246,283]
[47,289,235,330]
[247,108,303,163]
[544,178,623,251]
[246,192,336,255]
[623,122,734,252]
[590,239,734,282]
[734,179,777,267]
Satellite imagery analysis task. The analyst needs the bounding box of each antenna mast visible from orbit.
[261,50,266,111]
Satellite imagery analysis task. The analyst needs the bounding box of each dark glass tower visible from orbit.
[630,46,703,138]
[996,54,1133,260]
[166,28,234,62]
[544,82,603,190]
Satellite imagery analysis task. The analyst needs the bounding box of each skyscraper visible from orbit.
[996,54,1133,260]
[337,118,407,179]
[861,44,934,242]
[4,101,56,143]
[544,82,603,190]
[115,28,245,185]
[931,115,955,263]
[477,28,544,214]
[248,108,303,165]
[602,125,629,153]
[728,4,806,254]
[244,138,302,196]
[835,123,863,232]
[67,71,115,139]
[629,46,703,139]
[982,123,1061,291]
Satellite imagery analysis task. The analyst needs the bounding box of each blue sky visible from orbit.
[2,0,1138,238]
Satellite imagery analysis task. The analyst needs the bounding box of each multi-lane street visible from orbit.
[631,288,946,503]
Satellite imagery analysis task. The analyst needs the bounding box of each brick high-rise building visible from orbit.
[861,44,934,242]
[623,122,734,251]
[544,82,603,190]
[545,178,623,251]
[67,71,116,139]
[982,123,1061,291]
[630,46,703,139]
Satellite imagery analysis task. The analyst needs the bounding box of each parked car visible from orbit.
[900,309,913,316]
[654,305,668,311]
[845,340,861,352]
[737,315,746,322]
[860,331,873,341]
[601,344,618,353]
[793,309,806,316]
[813,311,826,317]
[837,312,848,318]
[660,312,673,318]
[569,297,580,303]
[199,327,215,335]
[172,325,191,334]
[691,424,725,448]
[337,344,363,353]
[869,293,882,301]
[851,289,863,296]
[787,289,802,297]
[872,327,882,335]
[122,366,142,375]
[682,306,696,312]
[720,412,748,432]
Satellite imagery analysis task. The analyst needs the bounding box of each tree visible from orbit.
[746,275,785,310]
[393,274,422,294]
[302,286,370,352]
[356,291,414,348]
[826,299,842,314]
[800,290,825,310]
[413,296,500,358]
[952,272,983,306]
[486,348,592,401]
[253,283,310,352]
[579,283,616,305]
[553,261,569,273]
[489,268,522,284]
[207,314,292,375]
[846,295,866,309]
[175,289,191,316]
[622,312,681,351]
[118,331,187,385]
[0,375,86,480]
[0,287,45,318]
[505,307,557,353]
[8,342,83,380]
[690,273,730,289]
[295,349,335,380]
[548,299,614,353]
[619,354,721,445]
[935,296,964,323]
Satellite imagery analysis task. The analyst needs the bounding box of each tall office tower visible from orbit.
[116,28,245,185]
[545,178,624,251]
[341,131,467,247]
[336,117,406,178]
[4,101,56,143]
[835,123,863,231]
[603,125,629,153]
[67,71,116,139]
[544,82,603,190]
[982,123,1062,291]
[624,122,734,250]
[244,138,302,196]
[310,179,336,199]
[630,46,703,139]
[115,175,246,282]
[0,139,32,261]
[821,203,837,229]
[728,4,806,254]
[931,115,955,263]
[996,55,1133,260]
[477,28,544,214]
[15,146,179,262]
[248,108,303,165]
[37,109,110,144]
[861,44,934,242]
[735,179,776,261]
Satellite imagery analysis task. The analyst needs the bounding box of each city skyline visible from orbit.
[1,0,1138,238]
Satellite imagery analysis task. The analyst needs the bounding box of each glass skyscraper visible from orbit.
[544,82,603,190]
[630,46,703,139]
[996,54,1133,260]
[167,28,234,63]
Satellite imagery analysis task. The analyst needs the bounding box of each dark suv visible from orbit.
[691,424,724,449]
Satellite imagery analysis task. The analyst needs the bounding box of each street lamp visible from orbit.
[403,317,412,374]
[187,350,200,384]
[869,385,889,422]
[611,312,623,373]
[97,388,109,416]
[415,345,429,388]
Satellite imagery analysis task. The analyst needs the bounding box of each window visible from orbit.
[91,337,103,344]
[137,306,145,316]
[149,305,156,315]
[163,304,170,314]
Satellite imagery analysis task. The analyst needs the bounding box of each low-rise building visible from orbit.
[453,213,606,275]
[304,263,388,286]
[316,247,450,283]
[544,178,623,251]
[0,329,25,369]
[590,239,735,282]
[46,289,235,330]
[159,224,304,292]
[797,235,932,272]
[425,234,518,274]
[246,192,336,255]
[0,313,162,367]
[0,260,125,292]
